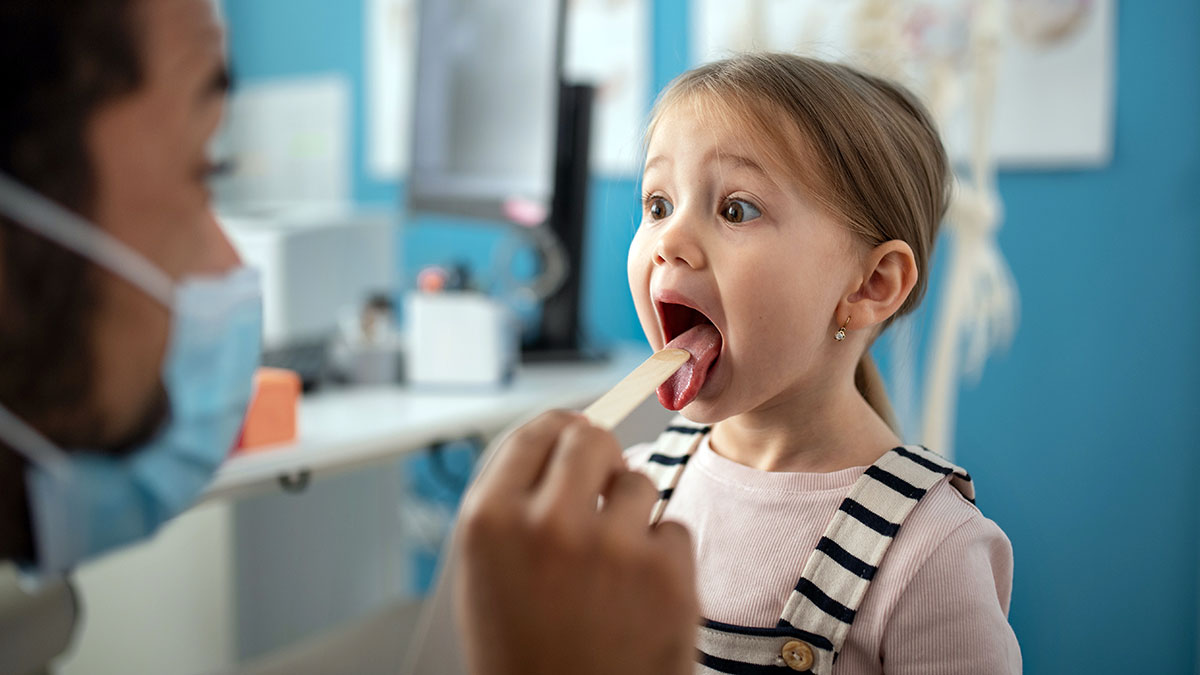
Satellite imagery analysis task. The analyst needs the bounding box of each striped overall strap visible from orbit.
[763,445,973,674]
[633,416,710,524]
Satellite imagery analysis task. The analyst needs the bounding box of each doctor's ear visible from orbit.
[840,240,918,331]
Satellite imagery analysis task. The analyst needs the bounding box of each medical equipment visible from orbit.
[329,294,405,386]
[582,349,688,430]
[0,565,78,674]
[222,208,396,388]
[408,0,595,359]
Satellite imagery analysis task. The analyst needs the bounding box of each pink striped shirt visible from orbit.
[627,437,1022,674]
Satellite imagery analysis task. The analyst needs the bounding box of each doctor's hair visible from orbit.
[646,53,951,429]
[0,0,143,428]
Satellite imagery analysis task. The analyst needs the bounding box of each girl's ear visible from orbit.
[841,240,918,330]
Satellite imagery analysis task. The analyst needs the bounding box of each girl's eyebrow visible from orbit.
[718,153,769,178]
[644,155,671,172]
[714,151,791,195]
[643,152,771,187]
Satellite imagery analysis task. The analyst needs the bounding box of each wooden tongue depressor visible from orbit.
[583,349,689,431]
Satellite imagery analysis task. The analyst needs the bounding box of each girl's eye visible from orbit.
[722,198,762,224]
[647,196,674,220]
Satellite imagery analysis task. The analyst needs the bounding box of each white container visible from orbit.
[406,292,516,388]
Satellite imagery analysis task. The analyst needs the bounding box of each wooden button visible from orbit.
[781,639,814,671]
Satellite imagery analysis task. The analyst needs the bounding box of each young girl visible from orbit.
[626,53,1021,674]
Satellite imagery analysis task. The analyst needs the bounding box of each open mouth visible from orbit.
[656,301,723,411]
[660,302,714,344]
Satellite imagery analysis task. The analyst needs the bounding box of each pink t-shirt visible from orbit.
[627,437,1022,675]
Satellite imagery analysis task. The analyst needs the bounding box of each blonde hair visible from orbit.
[647,53,951,429]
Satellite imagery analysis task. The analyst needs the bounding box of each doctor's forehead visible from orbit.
[138,0,227,95]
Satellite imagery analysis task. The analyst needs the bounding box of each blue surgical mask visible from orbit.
[0,173,262,575]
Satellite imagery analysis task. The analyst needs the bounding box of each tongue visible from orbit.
[657,324,722,411]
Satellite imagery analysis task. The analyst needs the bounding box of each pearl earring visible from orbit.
[834,315,851,341]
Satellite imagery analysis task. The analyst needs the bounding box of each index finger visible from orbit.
[470,410,581,498]
[533,418,626,517]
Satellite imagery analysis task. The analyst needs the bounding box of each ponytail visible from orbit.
[855,354,898,433]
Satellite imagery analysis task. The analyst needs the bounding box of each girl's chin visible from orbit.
[679,392,744,425]
[677,372,732,425]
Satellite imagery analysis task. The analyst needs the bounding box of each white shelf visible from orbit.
[202,347,649,502]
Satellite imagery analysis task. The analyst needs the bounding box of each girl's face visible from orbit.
[628,99,864,424]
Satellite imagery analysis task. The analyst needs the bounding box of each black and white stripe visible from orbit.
[770,446,973,673]
[630,422,975,675]
[696,620,826,674]
[636,418,709,525]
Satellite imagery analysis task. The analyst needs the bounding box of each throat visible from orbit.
[709,383,901,473]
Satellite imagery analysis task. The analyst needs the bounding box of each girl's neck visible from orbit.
[709,375,900,474]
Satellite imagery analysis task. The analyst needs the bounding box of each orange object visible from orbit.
[236,368,301,452]
[417,266,447,292]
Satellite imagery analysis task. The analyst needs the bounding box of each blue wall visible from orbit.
[221,1,1200,672]
[957,2,1200,671]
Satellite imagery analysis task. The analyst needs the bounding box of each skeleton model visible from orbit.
[854,0,1021,460]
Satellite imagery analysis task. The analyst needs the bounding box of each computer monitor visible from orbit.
[408,0,594,358]
[408,0,562,222]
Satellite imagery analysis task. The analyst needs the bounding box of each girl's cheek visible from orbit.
[627,228,652,285]
[627,234,662,348]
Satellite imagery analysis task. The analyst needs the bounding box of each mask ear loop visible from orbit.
[0,402,78,576]
[0,404,70,482]
[0,173,175,308]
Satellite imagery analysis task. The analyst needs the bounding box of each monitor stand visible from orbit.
[521,80,599,364]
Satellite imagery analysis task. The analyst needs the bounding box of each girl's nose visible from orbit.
[653,217,706,270]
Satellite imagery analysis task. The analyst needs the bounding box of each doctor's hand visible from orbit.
[453,410,699,675]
